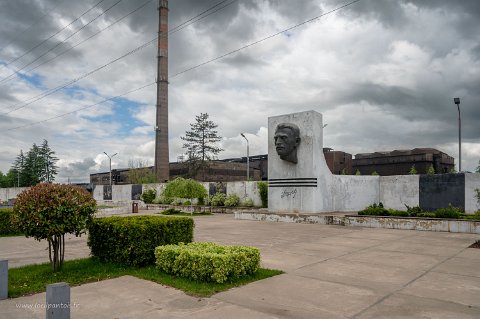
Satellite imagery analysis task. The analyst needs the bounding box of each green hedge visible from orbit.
[0,208,22,236]
[87,215,194,266]
[155,242,260,283]
[357,203,477,220]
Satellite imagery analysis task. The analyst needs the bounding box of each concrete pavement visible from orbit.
[1,213,479,318]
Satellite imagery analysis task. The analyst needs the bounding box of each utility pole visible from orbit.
[103,152,117,186]
[154,0,170,182]
[454,98,461,172]
[241,133,250,181]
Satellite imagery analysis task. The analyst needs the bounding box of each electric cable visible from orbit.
[1,0,237,115]
[0,0,67,54]
[1,0,108,69]
[1,81,156,132]
[1,0,361,132]
[0,0,155,87]
[0,0,125,84]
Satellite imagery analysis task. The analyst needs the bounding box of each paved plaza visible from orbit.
[1,213,479,318]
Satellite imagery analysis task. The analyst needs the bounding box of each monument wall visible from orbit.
[267,110,480,213]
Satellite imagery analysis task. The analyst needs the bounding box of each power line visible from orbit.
[1,0,237,115]
[0,0,125,84]
[0,0,155,88]
[1,0,361,132]
[1,81,156,132]
[171,0,362,78]
[1,0,108,70]
[1,0,233,88]
[0,0,67,54]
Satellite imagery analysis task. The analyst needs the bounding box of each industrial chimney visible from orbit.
[154,0,169,182]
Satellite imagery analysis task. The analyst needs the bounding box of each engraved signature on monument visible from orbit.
[281,189,297,199]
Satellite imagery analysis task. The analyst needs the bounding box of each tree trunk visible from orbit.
[48,235,64,272]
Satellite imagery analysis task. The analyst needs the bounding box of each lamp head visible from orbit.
[454,97,460,105]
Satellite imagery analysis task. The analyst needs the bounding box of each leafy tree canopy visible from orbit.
[9,140,58,187]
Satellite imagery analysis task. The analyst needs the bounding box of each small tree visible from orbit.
[163,178,207,207]
[181,113,223,181]
[355,169,361,176]
[427,164,435,175]
[408,165,417,175]
[12,184,96,271]
[141,188,157,204]
[257,181,268,208]
[371,171,379,176]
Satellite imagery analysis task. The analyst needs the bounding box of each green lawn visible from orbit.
[8,258,282,298]
[157,212,213,216]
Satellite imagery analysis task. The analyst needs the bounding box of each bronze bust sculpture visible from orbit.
[274,123,301,164]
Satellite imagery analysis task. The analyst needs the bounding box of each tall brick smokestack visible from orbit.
[155,0,169,182]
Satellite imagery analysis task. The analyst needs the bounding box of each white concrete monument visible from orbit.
[268,110,379,214]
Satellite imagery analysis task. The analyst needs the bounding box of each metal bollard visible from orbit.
[0,260,7,300]
[46,282,70,319]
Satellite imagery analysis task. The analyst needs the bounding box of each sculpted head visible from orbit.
[274,123,301,164]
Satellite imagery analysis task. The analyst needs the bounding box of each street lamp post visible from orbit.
[453,98,461,172]
[240,133,249,181]
[103,152,117,186]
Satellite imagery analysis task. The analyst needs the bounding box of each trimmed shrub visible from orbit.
[210,192,226,206]
[257,181,268,208]
[433,205,462,219]
[183,200,192,206]
[417,212,436,218]
[12,183,96,271]
[0,208,21,236]
[161,208,183,215]
[141,188,157,204]
[405,205,424,217]
[163,177,208,204]
[224,194,240,207]
[171,198,183,206]
[155,242,260,283]
[242,197,254,207]
[87,215,194,266]
[155,194,173,205]
[358,203,389,216]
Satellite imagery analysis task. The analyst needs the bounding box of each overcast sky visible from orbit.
[1,0,479,183]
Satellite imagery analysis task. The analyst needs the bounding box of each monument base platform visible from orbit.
[234,211,480,234]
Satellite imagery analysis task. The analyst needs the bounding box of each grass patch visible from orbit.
[8,257,282,298]
[156,208,212,217]
[0,233,24,238]
[157,212,212,217]
[131,267,282,297]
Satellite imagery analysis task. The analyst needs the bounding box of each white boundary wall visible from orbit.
[0,187,29,202]
[380,175,420,211]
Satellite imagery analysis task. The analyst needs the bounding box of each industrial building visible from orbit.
[90,148,455,185]
[352,148,455,176]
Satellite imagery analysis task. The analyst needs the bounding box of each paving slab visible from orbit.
[215,273,385,319]
[0,234,90,268]
[432,256,480,277]
[374,240,465,257]
[1,213,479,318]
[400,271,480,308]
[336,248,446,271]
[293,258,425,293]
[355,293,480,319]
[0,275,279,319]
